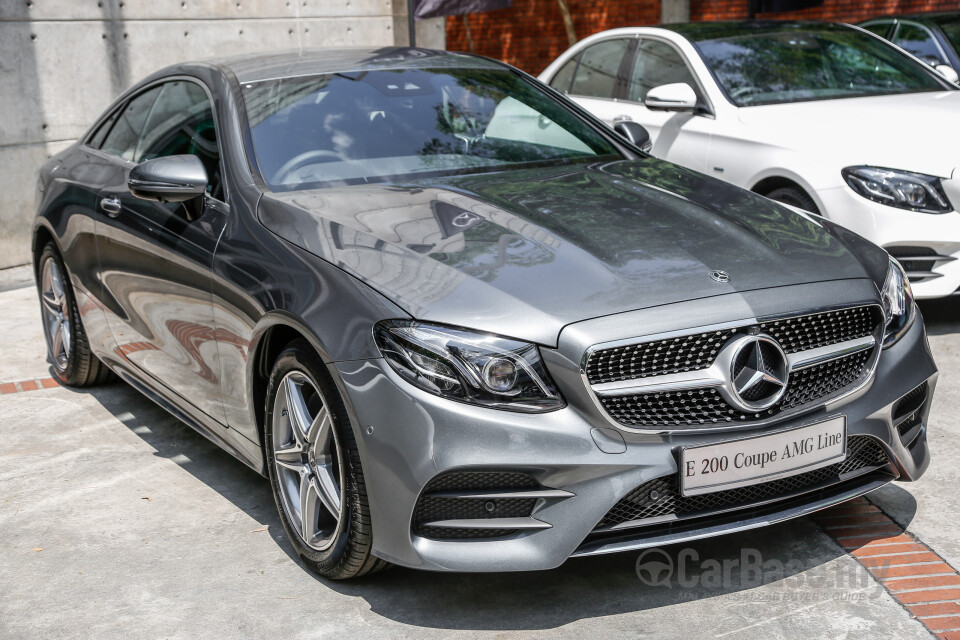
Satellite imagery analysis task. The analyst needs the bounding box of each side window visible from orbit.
[100,86,162,161]
[87,108,120,149]
[894,24,946,65]
[569,38,631,99]
[861,22,893,39]
[549,56,579,94]
[629,39,700,103]
[136,80,223,200]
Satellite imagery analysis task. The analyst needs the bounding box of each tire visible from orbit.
[765,186,821,215]
[36,242,114,387]
[264,338,388,579]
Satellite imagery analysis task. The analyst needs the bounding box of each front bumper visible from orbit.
[818,184,960,299]
[333,284,936,572]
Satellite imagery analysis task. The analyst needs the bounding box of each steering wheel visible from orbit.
[271,149,345,184]
[729,86,756,100]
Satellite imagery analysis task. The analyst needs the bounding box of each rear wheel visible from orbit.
[766,186,820,214]
[264,339,388,579]
[37,243,113,387]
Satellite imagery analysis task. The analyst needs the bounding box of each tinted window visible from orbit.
[137,81,222,199]
[549,57,579,94]
[628,39,699,102]
[938,20,960,53]
[861,22,893,39]
[88,109,120,149]
[569,39,631,98]
[244,67,621,191]
[101,86,162,160]
[695,28,947,106]
[894,23,946,65]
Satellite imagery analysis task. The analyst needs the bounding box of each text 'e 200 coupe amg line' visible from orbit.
[33,47,935,578]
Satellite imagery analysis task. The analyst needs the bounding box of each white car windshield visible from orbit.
[689,24,950,106]
[243,67,621,191]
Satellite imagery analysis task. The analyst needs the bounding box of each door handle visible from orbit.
[612,114,633,125]
[100,196,121,217]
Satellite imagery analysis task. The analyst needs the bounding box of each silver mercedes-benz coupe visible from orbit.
[32,47,935,578]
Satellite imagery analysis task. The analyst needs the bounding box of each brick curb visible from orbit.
[814,497,960,638]
[0,377,60,394]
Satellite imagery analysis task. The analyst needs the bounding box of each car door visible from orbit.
[618,38,713,172]
[94,78,229,424]
[548,37,636,125]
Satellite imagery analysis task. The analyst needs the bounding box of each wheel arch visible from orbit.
[749,173,825,216]
[246,312,366,464]
[31,221,59,278]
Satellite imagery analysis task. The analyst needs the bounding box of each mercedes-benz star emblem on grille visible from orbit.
[726,335,789,411]
[710,270,730,282]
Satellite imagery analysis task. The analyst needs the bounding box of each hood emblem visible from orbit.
[710,270,730,283]
[726,336,789,412]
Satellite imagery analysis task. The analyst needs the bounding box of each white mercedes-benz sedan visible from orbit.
[539,21,960,298]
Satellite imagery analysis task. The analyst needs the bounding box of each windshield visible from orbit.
[693,28,948,106]
[936,19,960,53]
[243,67,621,191]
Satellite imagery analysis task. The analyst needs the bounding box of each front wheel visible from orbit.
[264,339,387,579]
[766,186,820,215]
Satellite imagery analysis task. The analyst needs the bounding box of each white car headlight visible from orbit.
[842,166,952,213]
[374,320,565,412]
[881,258,916,348]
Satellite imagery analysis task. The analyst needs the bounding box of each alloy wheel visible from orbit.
[271,371,345,551]
[40,257,71,371]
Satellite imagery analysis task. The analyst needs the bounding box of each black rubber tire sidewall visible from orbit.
[37,243,109,387]
[766,186,820,215]
[263,339,377,578]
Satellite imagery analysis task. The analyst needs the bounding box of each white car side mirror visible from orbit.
[935,64,959,84]
[644,83,698,111]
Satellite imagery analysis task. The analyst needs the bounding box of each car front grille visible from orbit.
[595,435,889,530]
[585,305,883,429]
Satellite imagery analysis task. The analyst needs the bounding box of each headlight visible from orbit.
[374,320,565,412]
[842,166,952,213]
[881,258,916,348]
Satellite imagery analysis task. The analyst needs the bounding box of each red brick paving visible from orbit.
[0,378,59,394]
[814,501,960,639]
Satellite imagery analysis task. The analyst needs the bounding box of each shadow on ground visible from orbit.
[918,297,959,336]
[54,374,920,631]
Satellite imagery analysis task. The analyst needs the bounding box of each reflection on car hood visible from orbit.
[737,91,960,178]
[258,158,871,345]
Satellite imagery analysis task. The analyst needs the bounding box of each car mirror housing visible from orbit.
[935,64,959,84]
[613,120,652,151]
[644,82,698,111]
[128,155,208,203]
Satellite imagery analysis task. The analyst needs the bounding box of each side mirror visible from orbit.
[613,120,652,151]
[128,155,208,203]
[935,64,959,84]
[644,82,698,111]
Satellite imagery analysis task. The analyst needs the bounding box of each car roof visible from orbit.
[861,12,960,25]
[661,20,858,42]
[203,47,504,83]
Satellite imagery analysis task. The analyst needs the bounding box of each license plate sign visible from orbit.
[680,416,847,496]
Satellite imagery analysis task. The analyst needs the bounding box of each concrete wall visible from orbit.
[0,0,444,270]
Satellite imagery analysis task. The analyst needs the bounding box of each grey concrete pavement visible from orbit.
[0,271,955,639]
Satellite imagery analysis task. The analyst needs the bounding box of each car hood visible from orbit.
[737,91,960,178]
[258,158,875,346]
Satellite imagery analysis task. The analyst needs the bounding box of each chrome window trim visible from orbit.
[579,303,884,434]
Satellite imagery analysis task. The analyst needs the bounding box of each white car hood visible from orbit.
[737,91,960,179]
